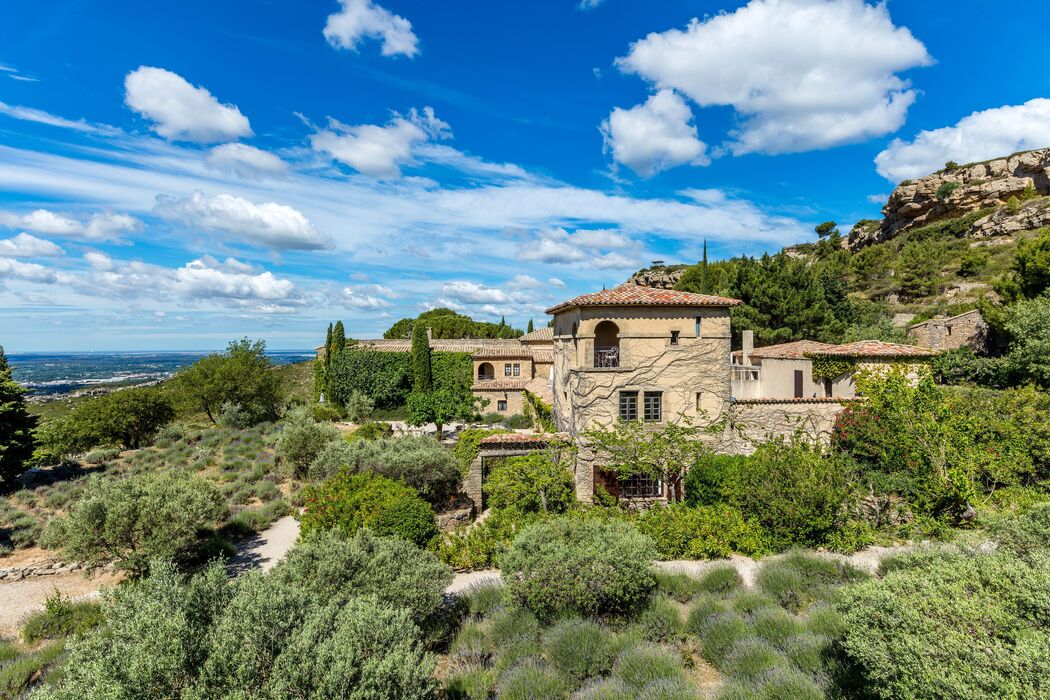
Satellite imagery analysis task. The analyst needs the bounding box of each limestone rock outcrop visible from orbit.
[849,148,1050,250]
[628,266,685,289]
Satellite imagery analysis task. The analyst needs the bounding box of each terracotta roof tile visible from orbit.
[525,376,554,404]
[355,339,522,353]
[747,340,838,360]
[545,283,741,314]
[734,397,858,404]
[807,340,937,358]
[479,432,569,446]
[519,327,554,342]
[471,379,532,391]
[531,349,554,363]
[471,347,532,359]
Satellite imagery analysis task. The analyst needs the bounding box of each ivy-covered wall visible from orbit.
[326,349,473,408]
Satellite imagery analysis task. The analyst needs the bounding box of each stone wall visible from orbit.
[907,309,988,352]
[720,398,851,455]
[0,560,97,581]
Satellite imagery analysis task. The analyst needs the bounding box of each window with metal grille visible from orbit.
[513,363,520,376]
[670,331,680,345]
[497,400,507,412]
[504,364,512,376]
[620,473,663,498]
[619,391,638,421]
[643,392,662,422]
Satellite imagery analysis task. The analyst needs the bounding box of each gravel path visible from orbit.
[227,515,301,575]
[0,571,122,639]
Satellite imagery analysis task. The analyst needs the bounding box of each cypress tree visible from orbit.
[411,323,433,392]
[499,316,506,328]
[527,319,534,333]
[324,323,333,369]
[0,347,37,487]
[701,239,709,294]
[332,321,346,355]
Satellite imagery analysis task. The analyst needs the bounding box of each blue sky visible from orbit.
[1,0,1048,352]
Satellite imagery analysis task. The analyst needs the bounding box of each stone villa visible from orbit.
[466,283,937,509]
[906,308,989,352]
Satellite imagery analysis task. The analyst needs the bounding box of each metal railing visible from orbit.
[594,346,620,368]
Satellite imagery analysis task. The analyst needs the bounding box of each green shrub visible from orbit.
[503,413,532,429]
[501,518,657,620]
[299,470,438,546]
[343,390,374,423]
[310,402,345,423]
[275,406,341,477]
[309,436,461,507]
[40,387,175,453]
[272,529,451,632]
[803,603,847,638]
[497,659,571,700]
[326,348,412,409]
[730,591,777,617]
[444,666,497,700]
[990,503,1050,560]
[724,638,788,682]
[612,644,685,690]
[542,618,616,683]
[781,632,830,676]
[485,453,576,514]
[653,571,702,603]
[42,471,227,575]
[756,552,867,613]
[83,447,120,464]
[633,678,697,700]
[935,181,961,199]
[754,667,823,700]
[571,678,633,699]
[685,594,729,636]
[636,503,771,559]
[451,621,492,666]
[697,611,751,668]
[21,592,103,643]
[0,642,66,698]
[463,581,507,618]
[347,420,393,441]
[451,428,511,468]
[752,606,799,647]
[838,550,1050,700]
[436,508,545,570]
[722,440,851,549]
[696,565,744,598]
[488,605,541,647]
[637,596,681,643]
[684,453,748,506]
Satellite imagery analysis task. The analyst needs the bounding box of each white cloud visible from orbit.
[548,277,566,289]
[310,107,450,178]
[342,284,394,309]
[874,98,1050,182]
[0,101,115,135]
[440,280,511,305]
[866,193,888,205]
[592,252,640,270]
[154,191,331,250]
[517,227,643,269]
[617,0,932,156]
[124,67,251,143]
[84,251,115,270]
[0,257,59,283]
[579,0,605,9]
[518,238,588,264]
[0,233,64,258]
[205,143,288,178]
[173,256,296,304]
[506,274,543,289]
[0,209,141,242]
[324,0,419,58]
[602,90,708,177]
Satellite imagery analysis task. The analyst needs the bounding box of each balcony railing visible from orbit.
[594,346,620,368]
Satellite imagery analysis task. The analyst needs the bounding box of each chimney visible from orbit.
[426,327,433,341]
[742,329,754,366]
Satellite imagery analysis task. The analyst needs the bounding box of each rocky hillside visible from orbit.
[627,265,686,289]
[849,148,1050,249]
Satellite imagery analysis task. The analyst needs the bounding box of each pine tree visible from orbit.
[411,323,433,392]
[0,347,37,487]
[332,321,346,355]
[527,319,535,333]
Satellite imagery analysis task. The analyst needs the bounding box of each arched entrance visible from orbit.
[594,320,620,367]
[477,362,494,381]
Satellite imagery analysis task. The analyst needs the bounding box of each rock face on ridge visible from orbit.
[628,266,685,289]
[850,148,1050,250]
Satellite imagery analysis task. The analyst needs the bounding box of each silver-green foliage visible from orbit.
[275,406,340,477]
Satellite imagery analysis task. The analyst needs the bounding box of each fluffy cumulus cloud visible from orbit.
[173,256,296,304]
[310,107,450,178]
[0,257,59,283]
[0,209,141,242]
[154,191,331,250]
[0,233,64,258]
[617,0,932,156]
[517,227,642,269]
[602,90,709,177]
[342,283,394,309]
[323,0,419,58]
[124,67,252,143]
[205,143,288,178]
[874,98,1050,182]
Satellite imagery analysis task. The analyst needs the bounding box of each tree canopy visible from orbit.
[171,338,283,423]
[384,308,522,340]
[0,347,36,486]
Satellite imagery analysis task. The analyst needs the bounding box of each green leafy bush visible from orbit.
[637,596,681,642]
[170,338,283,424]
[935,181,961,199]
[990,503,1050,560]
[756,551,867,613]
[299,471,438,547]
[450,427,512,468]
[348,420,393,441]
[722,440,852,548]
[21,592,103,643]
[542,618,616,683]
[485,453,576,514]
[42,471,227,575]
[501,517,657,620]
[327,349,412,409]
[40,387,175,454]
[684,453,749,507]
[436,508,546,570]
[839,549,1050,700]
[275,406,341,477]
[308,436,461,507]
[612,643,686,690]
[0,642,66,698]
[635,503,771,559]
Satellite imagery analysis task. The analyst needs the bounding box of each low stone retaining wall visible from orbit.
[0,561,93,582]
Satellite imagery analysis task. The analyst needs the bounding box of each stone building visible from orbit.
[906,309,988,352]
[545,283,742,500]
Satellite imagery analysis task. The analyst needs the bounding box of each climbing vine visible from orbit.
[811,356,856,382]
[523,390,556,433]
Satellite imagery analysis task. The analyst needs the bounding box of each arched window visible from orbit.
[594,320,620,368]
[477,362,494,381]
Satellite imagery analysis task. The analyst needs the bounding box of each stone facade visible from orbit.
[721,399,853,454]
[907,309,989,352]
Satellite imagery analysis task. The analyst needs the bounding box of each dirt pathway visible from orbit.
[226,515,300,575]
[0,571,122,639]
